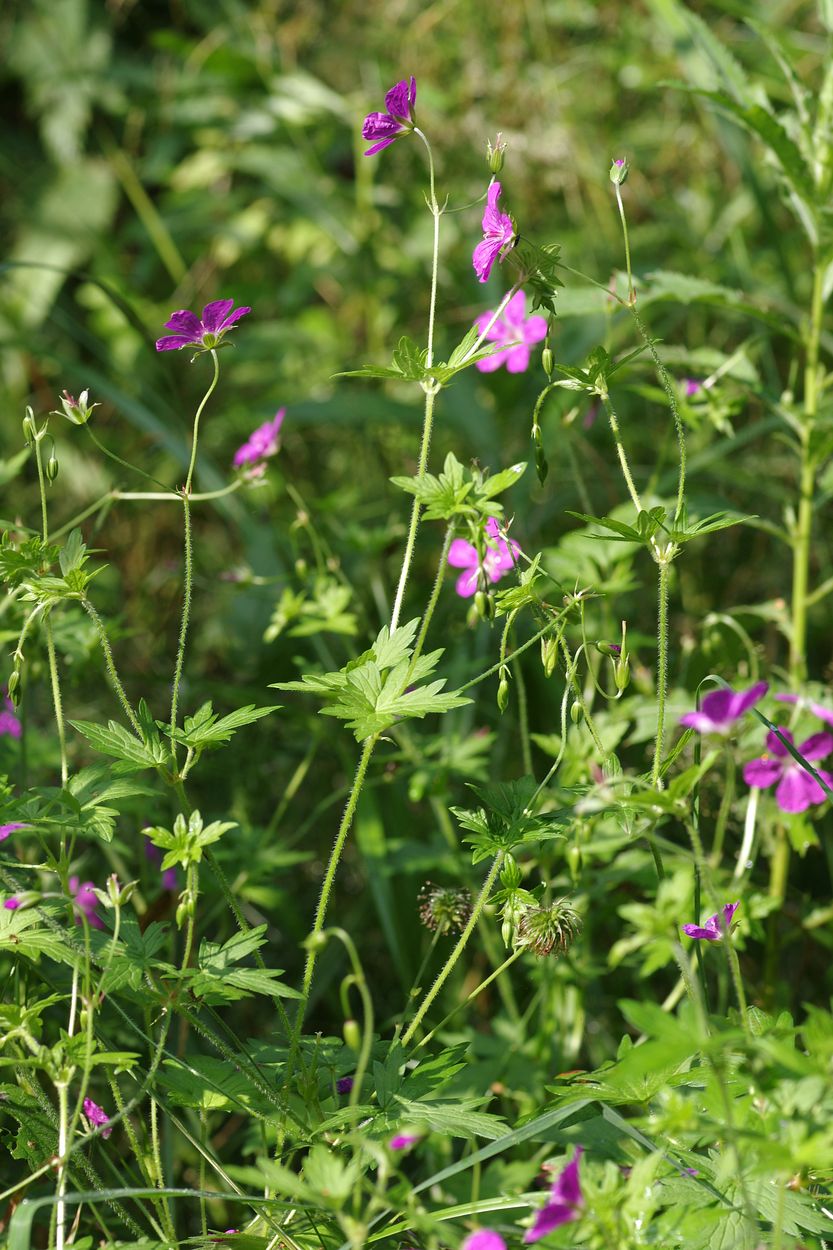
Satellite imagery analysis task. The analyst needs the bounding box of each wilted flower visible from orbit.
[54,389,98,426]
[516,899,582,957]
[743,728,833,814]
[336,1075,354,1095]
[474,291,547,374]
[0,696,21,739]
[70,877,104,929]
[233,409,285,474]
[0,822,26,842]
[82,1097,112,1138]
[155,299,251,353]
[524,1147,584,1242]
[775,692,833,727]
[679,682,768,736]
[389,1131,421,1150]
[418,882,473,934]
[463,1232,507,1250]
[362,76,417,156]
[682,901,739,942]
[448,518,520,599]
[473,182,515,283]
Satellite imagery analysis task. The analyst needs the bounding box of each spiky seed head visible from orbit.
[418,882,473,934]
[517,899,582,957]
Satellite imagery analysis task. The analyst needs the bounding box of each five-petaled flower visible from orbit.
[524,1147,584,1242]
[448,518,520,599]
[682,901,739,941]
[462,1232,507,1250]
[362,77,417,156]
[475,291,547,374]
[679,682,768,736]
[82,1097,112,1139]
[155,300,251,353]
[234,409,285,475]
[743,727,833,814]
[70,877,104,929]
[473,182,515,283]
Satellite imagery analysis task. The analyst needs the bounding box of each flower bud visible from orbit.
[570,699,583,724]
[474,590,495,621]
[497,677,510,714]
[486,133,507,174]
[343,1018,362,1052]
[614,656,630,691]
[46,455,59,482]
[22,408,37,445]
[609,157,629,186]
[540,636,558,678]
[7,670,20,697]
[595,641,621,657]
[566,844,582,882]
[541,346,553,378]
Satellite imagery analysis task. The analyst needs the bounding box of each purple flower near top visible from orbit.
[155,300,251,353]
[679,682,768,736]
[233,409,285,473]
[682,901,739,941]
[474,291,547,374]
[462,1232,507,1250]
[70,877,104,929]
[448,518,520,599]
[362,77,417,156]
[743,728,833,814]
[473,182,515,283]
[144,838,178,892]
[775,692,833,727]
[0,823,26,842]
[389,1131,421,1150]
[0,696,21,739]
[336,1075,354,1095]
[82,1097,112,1138]
[524,1147,584,1242]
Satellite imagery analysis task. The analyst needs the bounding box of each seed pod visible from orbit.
[497,678,510,714]
[540,637,558,678]
[22,410,37,445]
[7,670,20,697]
[570,699,583,724]
[46,455,59,482]
[343,1018,362,1052]
[614,657,630,691]
[541,346,553,378]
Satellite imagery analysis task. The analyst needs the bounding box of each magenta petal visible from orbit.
[523,1201,574,1242]
[164,309,202,336]
[482,182,504,234]
[448,539,478,569]
[455,568,479,598]
[505,343,531,373]
[384,79,411,118]
[156,334,197,352]
[682,923,718,940]
[462,1232,506,1250]
[364,135,399,156]
[503,290,527,325]
[523,314,548,344]
[679,711,719,733]
[765,727,793,757]
[473,238,502,283]
[699,688,734,724]
[216,305,251,332]
[798,731,833,761]
[733,680,769,715]
[551,1148,584,1206]
[201,299,236,332]
[722,901,740,929]
[776,767,818,813]
[475,350,508,373]
[408,75,417,110]
[742,757,782,789]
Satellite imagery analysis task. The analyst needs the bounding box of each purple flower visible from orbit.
[233,409,285,471]
[775,692,833,727]
[524,1147,584,1242]
[336,1075,354,1095]
[144,837,178,892]
[743,727,833,814]
[389,1131,421,1150]
[683,378,702,397]
[0,696,21,739]
[462,1232,507,1250]
[682,901,739,941]
[82,1097,112,1138]
[70,877,104,929]
[474,291,547,374]
[447,518,520,599]
[473,182,515,283]
[362,76,417,156]
[679,682,768,736]
[155,299,251,353]
[5,897,20,910]
[0,823,26,842]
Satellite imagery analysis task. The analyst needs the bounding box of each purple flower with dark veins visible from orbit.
[474,291,547,374]
[82,1097,112,1138]
[448,517,520,598]
[524,1147,584,1242]
[679,682,768,736]
[156,300,251,353]
[362,77,417,156]
[473,182,515,283]
[462,1232,507,1250]
[743,727,833,813]
[234,409,285,474]
[682,901,739,941]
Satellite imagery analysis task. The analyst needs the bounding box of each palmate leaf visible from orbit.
[170,701,279,751]
[392,1096,507,1141]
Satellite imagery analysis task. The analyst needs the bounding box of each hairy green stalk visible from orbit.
[790,261,824,683]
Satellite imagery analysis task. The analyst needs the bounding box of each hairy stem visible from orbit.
[790,261,824,683]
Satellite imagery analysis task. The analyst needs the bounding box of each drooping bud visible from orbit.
[516,898,582,958]
[541,346,553,378]
[7,670,20,698]
[22,408,37,445]
[500,854,521,890]
[343,1019,362,1052]
[609,156,629,186]
[486,133,507,174]
[46,454,59,482]
[540,636,558,678]
[570,699,583,724]
[497,673,510,714]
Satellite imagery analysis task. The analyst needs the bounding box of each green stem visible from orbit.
[601,395,642,513]
[81,599,141,735]
[652,560,669,790]
[409,526,452,671]
[401,856,502,1047]
[630,307,687,521]
[34,436,69,787]
[415,947,523,1050]
[615,182,635,306]
[790,261,824,683]
[56,1079,69,1250]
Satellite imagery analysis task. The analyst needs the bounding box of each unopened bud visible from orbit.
[474,590,495,621]
[570,699,583,724]
[22,409,37,445]
[541,346,553,378]
[566,844,582,882]
[46,455,59,482]
[343,1018,362,1052]
[614,657,630,691]
[609,156,629,186]
[497,677,510,714]
[540,636,558,678]
[7,670,20,697]
[595,641,621,658]
[486,133,507,174]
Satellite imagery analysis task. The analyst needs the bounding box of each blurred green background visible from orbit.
[2,0,831,1027]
